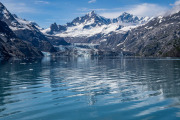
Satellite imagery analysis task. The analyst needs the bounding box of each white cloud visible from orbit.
[127,3,168,17]
[34,1,49,4]
[77,3,168,18]
[78,8,108,12]
[100,3,169,18]
[2,2,36,13]
[168,0,180,15]
[174,0,180,6]
[88,0,96,4]
[100,12,123,18]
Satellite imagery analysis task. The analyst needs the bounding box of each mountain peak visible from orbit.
[50,22,58,31]
[122,12,130,15]
[12,14,17,18]
[119,12,133,18]
[0,2,8,15]
[0,2,19,27]
[52,22,58,26]
[0,2,8,14]
[87,11,96,16]
[114,12,144,24]
[0,2,5,8]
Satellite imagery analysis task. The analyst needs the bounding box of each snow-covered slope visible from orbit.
[0,3,38,31]
[10,15,39,31]
[42,11,151,38]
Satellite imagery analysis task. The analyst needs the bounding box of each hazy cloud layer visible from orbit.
[1,0,50,14]
[168,0,180,15]
[88,0,96,4]
[34,1,50,4]
[174,0,180,5]
[99,3,169,18]
[2,2,36,13]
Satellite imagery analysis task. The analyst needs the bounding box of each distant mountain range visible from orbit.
[42,11,151,38]
[42,9,180,57]
[0,2,180,58]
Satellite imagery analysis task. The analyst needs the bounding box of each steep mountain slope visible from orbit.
[46,36,71,46]
[117,11,180,57]
[0,20,43,58]
[0,2,56,52]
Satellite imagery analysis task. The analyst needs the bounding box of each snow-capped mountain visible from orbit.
[0,2,57,52]
[112,12,150,24]
[0,3,38,31]
[69,11,111,27]
[42,11,151,38]
[42,9,180,57]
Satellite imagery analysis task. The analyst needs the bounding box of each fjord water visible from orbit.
[1,57,180,120]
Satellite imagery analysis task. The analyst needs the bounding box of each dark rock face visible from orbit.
[48,23,67,35]
[50,23,59,32]
[0,20,43,58]
[13,27,56,52]
[63,32,128,51]
[64,33,104,44]
[0,2,56,52]
[46,36,71,46]
[99,32,129,50]
[117,11,180,57]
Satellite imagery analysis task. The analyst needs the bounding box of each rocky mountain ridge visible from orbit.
[42,11,151,38]
[0,2,56,52]
[116,11,180,57]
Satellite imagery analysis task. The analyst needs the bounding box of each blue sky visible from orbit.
[1,0,178,28]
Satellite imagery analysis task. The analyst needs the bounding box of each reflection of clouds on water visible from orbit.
[1,57,180,119]
[39,57,180,106]
[54,57,180,117]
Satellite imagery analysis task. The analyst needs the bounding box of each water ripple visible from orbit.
[0,57,180,119]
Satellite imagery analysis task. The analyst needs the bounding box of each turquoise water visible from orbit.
[0,57,180,120]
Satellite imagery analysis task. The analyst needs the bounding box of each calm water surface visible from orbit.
[0,57,180,120]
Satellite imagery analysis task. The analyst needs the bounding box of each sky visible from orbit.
[0,0,179,28]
